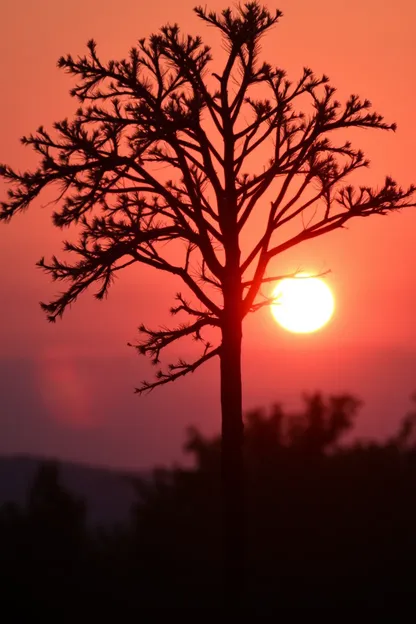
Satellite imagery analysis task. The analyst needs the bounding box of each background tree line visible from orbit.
[2,391,416,612]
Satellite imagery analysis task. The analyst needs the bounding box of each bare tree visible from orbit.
[1,1,415,604]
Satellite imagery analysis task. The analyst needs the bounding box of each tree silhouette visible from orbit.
[0,461,88,611]
[1,1,415,603]
[25,461,87,594]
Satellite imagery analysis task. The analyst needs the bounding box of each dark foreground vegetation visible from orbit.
[2,392,416,611]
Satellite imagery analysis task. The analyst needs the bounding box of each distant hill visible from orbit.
[0,455,149,527]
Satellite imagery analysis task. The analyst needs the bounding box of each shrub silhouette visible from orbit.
[127,392,416,608]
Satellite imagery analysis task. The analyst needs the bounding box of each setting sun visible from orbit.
[271,273,335,334]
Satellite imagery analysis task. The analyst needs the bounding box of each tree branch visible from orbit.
[134,345,220,394]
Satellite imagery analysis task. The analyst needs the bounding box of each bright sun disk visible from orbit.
[271,272,335,333]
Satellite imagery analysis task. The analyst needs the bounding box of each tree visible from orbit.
[0,461,88,611]
[1,1,415,604]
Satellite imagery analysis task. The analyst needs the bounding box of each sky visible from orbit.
[1,0,415,470]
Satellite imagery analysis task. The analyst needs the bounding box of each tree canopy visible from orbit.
[1,2,414,392]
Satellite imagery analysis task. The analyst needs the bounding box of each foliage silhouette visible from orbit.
[2,393,416,610]
[1,1,416,600]
[129,393,416,608]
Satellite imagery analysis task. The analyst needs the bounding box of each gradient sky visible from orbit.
[1,0,415,470]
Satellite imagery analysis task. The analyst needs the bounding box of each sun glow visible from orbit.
[271,273,335,333]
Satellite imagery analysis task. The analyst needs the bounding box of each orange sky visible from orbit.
[1,0,416,469]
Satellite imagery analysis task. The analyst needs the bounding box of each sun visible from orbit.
[270,273,335,333]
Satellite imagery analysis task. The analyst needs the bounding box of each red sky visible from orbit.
[1,0,416,469]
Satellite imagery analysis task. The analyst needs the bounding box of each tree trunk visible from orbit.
[220,294,244,607]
